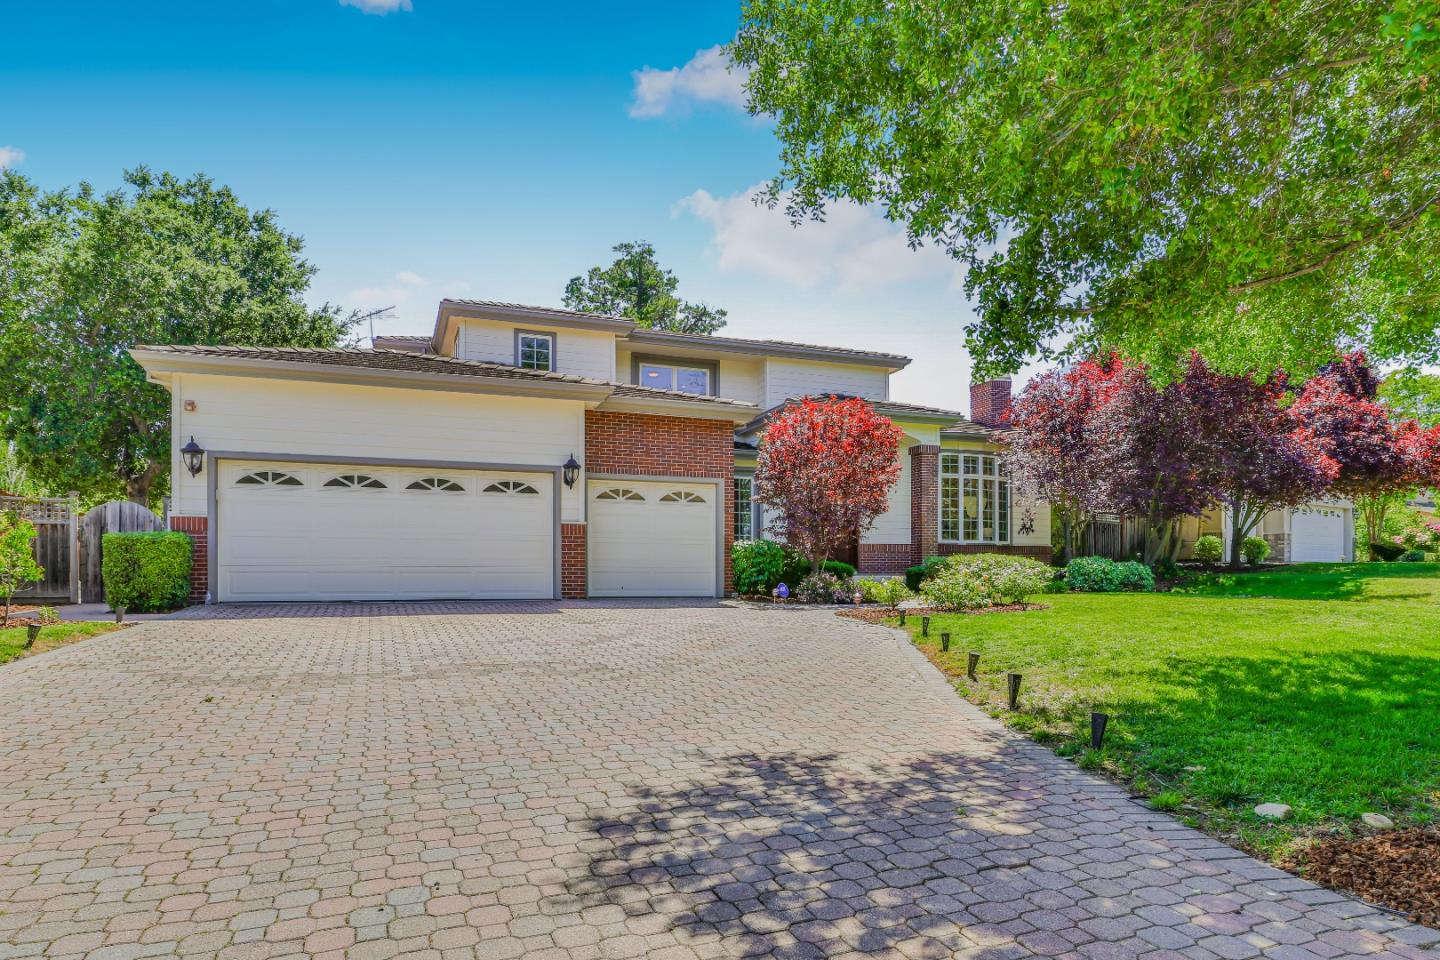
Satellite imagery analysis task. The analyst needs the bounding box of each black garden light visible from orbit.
[180,436,205,477]
[562,454,581,489]
[24,623,41,650]
[940,632,951,653]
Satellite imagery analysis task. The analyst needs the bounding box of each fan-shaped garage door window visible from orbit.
[659,490,706,503]
[483,480,540,495]
[407,477,466,492]
[323,474,387,489]
[235,470,303,487]
[594,488,645,502]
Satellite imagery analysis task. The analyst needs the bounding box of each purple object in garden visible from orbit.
[775,583,789,600]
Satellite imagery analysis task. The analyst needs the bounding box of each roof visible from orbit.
[131,344,758,412]
[941,419,1011,439]
[370,335,432,354]
[737,395,972,434]
[626,328,910,368]
[443,298,634,326]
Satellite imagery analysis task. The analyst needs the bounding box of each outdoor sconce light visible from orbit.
[562,454,581,489]
[180,436,205,477]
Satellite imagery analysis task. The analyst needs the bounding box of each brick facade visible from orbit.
[909,445,939,565]
[169,515,208,604]
[857,543,912,576]
[937,542,1051,562]
[561,523,587,599]
[584,410,736,593]
[969,378,1013,427]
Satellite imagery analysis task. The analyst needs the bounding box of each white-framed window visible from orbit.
[734,476,754,540]
[638,362,711,395]
[940,453,1009,544]
[517,332,555,371]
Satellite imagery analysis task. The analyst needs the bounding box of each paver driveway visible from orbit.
[0,603,1433,960]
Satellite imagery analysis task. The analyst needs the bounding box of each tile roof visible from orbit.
[941,419,1012,438]
[133,344,757,408]
[443,299,634,325]
[629,328,910,364]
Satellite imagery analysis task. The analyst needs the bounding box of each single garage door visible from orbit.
[587,479,717,597]
[215,460,554,601]
[1290,505,1347,563]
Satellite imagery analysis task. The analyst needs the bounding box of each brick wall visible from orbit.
[561,523,587,598]
[858,544,912,576]
[970,378,1013,427]
[169,515,208,603]
[937,542,1052,562]
[909,445,939,565]
[584,410,735,592]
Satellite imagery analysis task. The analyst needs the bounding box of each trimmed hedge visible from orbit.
[820,559,856,580]
[1241,535,1271,565]
[731,539,813,594]
[1370,540,1406,562]
[1064,555,1154,592]
[904,555,947,591]
[1192,535,1224,564]
[102,531,193,612]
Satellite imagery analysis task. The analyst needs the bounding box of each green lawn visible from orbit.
[900,563,1440,857]
[0,621,122,666]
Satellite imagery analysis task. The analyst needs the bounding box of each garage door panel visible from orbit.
[588,481,717,597]
[1290,506,1347,563]
[216,460,554,601]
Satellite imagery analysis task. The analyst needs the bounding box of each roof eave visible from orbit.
[623,329,910,369]
[433,300,638,354]
[597,394,758,424]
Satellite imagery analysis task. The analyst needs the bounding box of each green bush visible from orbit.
[102,531,193,612]
[732,540,813,594]
[820,559,856,580]
[904,555,947,591]
[1398,548,1427,562]
[1114,560,1156,592]
[1369,540,1406,562]
[856,577,913,607]
[1064,555,1122,592]
[1241,536,1271,565]
[920,553,1054,610]
[1192,535,1224,564]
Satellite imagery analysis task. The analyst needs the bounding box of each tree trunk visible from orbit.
[1229,506,1246,569]
[124,461,163,508]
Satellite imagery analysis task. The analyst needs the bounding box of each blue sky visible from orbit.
[3,0,1047,408]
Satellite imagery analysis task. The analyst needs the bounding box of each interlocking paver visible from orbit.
[0,601,1434,958]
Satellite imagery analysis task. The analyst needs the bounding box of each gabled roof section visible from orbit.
[130,344,758,419]
[432,299,637,354]
[737,395,970,434]
[625,328,910,369]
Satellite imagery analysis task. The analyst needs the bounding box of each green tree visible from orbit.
[1380,368,1440,427]
[563,241,726,334]
[0,509,43,627]
[733,1,1440,377]
[0,167,370,506]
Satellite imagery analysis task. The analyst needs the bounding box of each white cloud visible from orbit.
[0,146,25,170]
[346,270,432,311]
[339,0,412,14]
[676,183,966,292]
[629,45,748,119]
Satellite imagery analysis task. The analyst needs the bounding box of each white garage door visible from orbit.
[1290,506,1347,563]
[216,460,554,602]
[587,480,717,597]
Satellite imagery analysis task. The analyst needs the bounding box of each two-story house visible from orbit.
[133,298,1050,603]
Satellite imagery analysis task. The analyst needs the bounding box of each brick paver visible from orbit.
[0,602,1434,959]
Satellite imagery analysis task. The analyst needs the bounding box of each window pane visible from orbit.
[981,476,995,540]
[963,455,980,476]
[639,364,674,390]
[962,477,980,540]
[997,480,1010,542]
[734,478,753,540]
[519,335,552,371]
[940,475,960,541]
[676,368,710,395]
[982,457,996,476]
[940,453,960,477]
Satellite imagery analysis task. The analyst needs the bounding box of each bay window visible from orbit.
[939,453,1010,544]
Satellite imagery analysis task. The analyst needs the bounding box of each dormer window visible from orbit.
[516,331,555,371]
[637,360,712,396]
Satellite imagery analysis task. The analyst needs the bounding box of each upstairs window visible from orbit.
[638,362,711,396]
[517,331,555,372]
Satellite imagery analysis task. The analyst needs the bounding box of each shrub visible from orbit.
[1113,560,1155,592]
[1241,536,1271,565]
[795,571,852,604]
[35,606,60,625]
[820,559,857,579]
[102,531,193,612]
[1192,535,1223,564]
[1064,555,1122,592]
[732,540,811,595]
[1398,548,1427,562]
[920,553,1053,610]
[904,555,947,591]
[856,577,913,608]
[1369,540,1406,562]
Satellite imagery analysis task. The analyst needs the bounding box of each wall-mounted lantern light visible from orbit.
[562,454,581,489]
[180,436,205,477]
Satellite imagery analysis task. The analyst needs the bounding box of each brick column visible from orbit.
[169,516,208,604]
[560,523,587,599]
[910,445,939,565]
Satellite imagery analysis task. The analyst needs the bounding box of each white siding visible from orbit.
[457,318,616,380]
[1010,495,1052,549]
[861,445,911,545]
[615,347,766,406]
[764,358,889,407]
[171,374,587,521]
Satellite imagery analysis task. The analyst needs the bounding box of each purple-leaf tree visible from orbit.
[1181,354,1337,567]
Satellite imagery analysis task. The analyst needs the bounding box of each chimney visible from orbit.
[969,378,1013,427]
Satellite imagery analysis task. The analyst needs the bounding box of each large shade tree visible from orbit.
[564,241,727,334]
[733,1,1440,378]
[0,168,369,506]
[1291,352,1440,554]
[755,396,903,572]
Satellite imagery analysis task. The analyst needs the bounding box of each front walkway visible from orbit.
[0,604,1431,959]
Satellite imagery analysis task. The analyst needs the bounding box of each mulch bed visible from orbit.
[1293,828,1440,927]
[835,603,1049,625]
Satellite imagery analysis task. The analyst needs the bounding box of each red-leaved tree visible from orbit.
[1292,352,1440,555]
[1005,357,1118,561]
[1181,354,1337,567]
[755,397,904,572]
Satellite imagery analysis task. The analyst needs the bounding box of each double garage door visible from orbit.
[214,460,718,602]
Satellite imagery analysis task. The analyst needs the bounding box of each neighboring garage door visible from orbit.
[216,460,554,601]
[1290,505,1347,563]
[587,479,717,597]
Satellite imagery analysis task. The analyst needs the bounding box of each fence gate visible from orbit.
[78,501,167,604]
[1083,514,1146,561]
[0,496,79,603]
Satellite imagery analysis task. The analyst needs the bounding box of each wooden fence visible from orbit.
[78,501,168,604]
[0,496,79,603]
[1083,514,1146,561]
